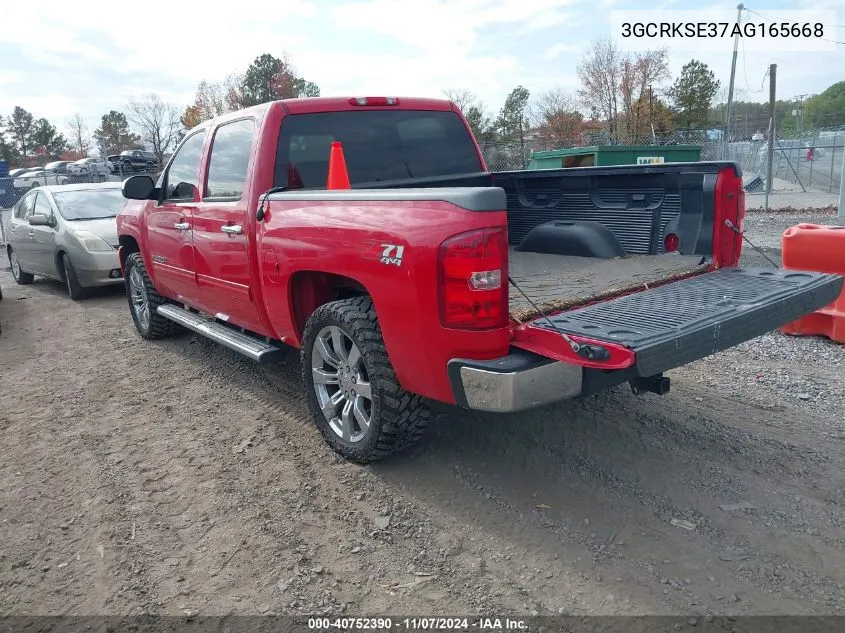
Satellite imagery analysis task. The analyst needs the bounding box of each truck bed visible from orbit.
[508,250,708,322]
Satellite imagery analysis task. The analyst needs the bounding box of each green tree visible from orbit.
[241,53,320,107]
[496,86,531,144]
[0,117,19,163]
[464,105,494,143]
[8,106,36,158]
[805,81,845,130]
[242,53,282,106]
[93,110,142,156]
[294,78,320,98]
[670,60,720,128]
[30,118,67,158]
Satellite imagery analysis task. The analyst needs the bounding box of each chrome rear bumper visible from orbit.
[447,350,583,413]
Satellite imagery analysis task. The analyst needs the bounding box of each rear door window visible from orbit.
[274,109,483,189]
[205,118,255,200]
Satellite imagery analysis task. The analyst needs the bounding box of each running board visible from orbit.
[157,304,284,364]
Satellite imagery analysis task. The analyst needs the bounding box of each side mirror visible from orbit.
[123,175,156,200]
[28,214,51,227]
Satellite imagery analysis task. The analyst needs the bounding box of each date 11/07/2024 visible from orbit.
[308,617,527,630]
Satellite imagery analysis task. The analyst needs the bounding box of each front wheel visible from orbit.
[62,254,88,301]
[124,252,180,339]
[301,296,430,463]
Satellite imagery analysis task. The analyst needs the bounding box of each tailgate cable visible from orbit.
[724,219,779,268]
[508,276,610,362]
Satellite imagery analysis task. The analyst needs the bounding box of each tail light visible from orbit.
[713,166,745,268]
[438,227,508,330]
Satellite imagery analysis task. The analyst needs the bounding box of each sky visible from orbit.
[0,0,841,139]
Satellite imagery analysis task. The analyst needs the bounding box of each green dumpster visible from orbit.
[527,145,701,170]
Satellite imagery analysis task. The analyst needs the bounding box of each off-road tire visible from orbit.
[124,251,181,339]
[301,296,430,463]
[8,246,34,285]
[61,254,88,301]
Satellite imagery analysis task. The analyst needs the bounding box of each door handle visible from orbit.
[221,224,243,235]
[174,222,190,230]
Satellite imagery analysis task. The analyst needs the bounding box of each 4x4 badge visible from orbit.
[380,244,404,267]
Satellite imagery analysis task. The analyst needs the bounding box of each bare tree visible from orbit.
[127,94,181,167]
[443,89,478,112]
[531,88,588,148]
[443,89,493,143]
[66,113,91,155]
[619,50,670,142]
[532,88,577,126]
[577,39,672,141]
[577,39,622,137]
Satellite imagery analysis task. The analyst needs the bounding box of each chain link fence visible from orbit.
[0,166,160,246]
[479,128,843,212]
[723,130,843,211]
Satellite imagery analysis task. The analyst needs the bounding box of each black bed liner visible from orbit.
[535,268,843,377]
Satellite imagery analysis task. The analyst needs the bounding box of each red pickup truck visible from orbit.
[117,96,842,463]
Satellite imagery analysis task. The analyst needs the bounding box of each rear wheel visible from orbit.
[61,254,88,301]
[124,252,180,339]
[8,247,34,285]
[301,296,430,463]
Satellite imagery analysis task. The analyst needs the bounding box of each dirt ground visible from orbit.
[1,211,844,618]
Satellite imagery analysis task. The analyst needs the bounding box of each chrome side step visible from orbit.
[157,304,284,364]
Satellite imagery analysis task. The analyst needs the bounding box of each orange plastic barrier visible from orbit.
[779,223,845,343]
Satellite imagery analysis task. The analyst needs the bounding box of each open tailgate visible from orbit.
[523,268,843,377]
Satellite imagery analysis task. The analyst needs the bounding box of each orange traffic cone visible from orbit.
[326,141,351,190]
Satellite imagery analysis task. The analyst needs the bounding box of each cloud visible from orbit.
[0,0,840,132]
[544,43,582,60]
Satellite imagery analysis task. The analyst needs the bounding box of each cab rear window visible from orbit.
[274,110,483,189]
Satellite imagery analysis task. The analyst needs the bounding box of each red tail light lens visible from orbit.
[439,227,508,330]
[664,232,679,252]
[713,166,745,268]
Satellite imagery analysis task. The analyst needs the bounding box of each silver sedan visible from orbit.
[5,182,126,300]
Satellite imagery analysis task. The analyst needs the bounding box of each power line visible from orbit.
[740,38,766,94]
[745,7,845,29]
[744,8,845,45]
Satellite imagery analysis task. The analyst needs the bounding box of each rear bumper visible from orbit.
[447,349,583,413]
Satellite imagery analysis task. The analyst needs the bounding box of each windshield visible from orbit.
[274,109,483,189]
[52,188,126,221]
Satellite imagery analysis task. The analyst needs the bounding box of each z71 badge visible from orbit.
[379,244,405,267]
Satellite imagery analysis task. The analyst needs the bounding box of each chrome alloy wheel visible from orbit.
[310,325,373,443]
[128,265,150,331]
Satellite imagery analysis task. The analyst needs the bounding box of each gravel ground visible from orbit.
[1,213,844,618]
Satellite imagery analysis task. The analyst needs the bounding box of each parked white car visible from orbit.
[13,169,70,190]
[68,157,110,178]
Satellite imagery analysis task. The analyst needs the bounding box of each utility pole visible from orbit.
[649,86,655,141]
[725,3,744,155]
[765,64,777,212]
[793,94,808,135]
